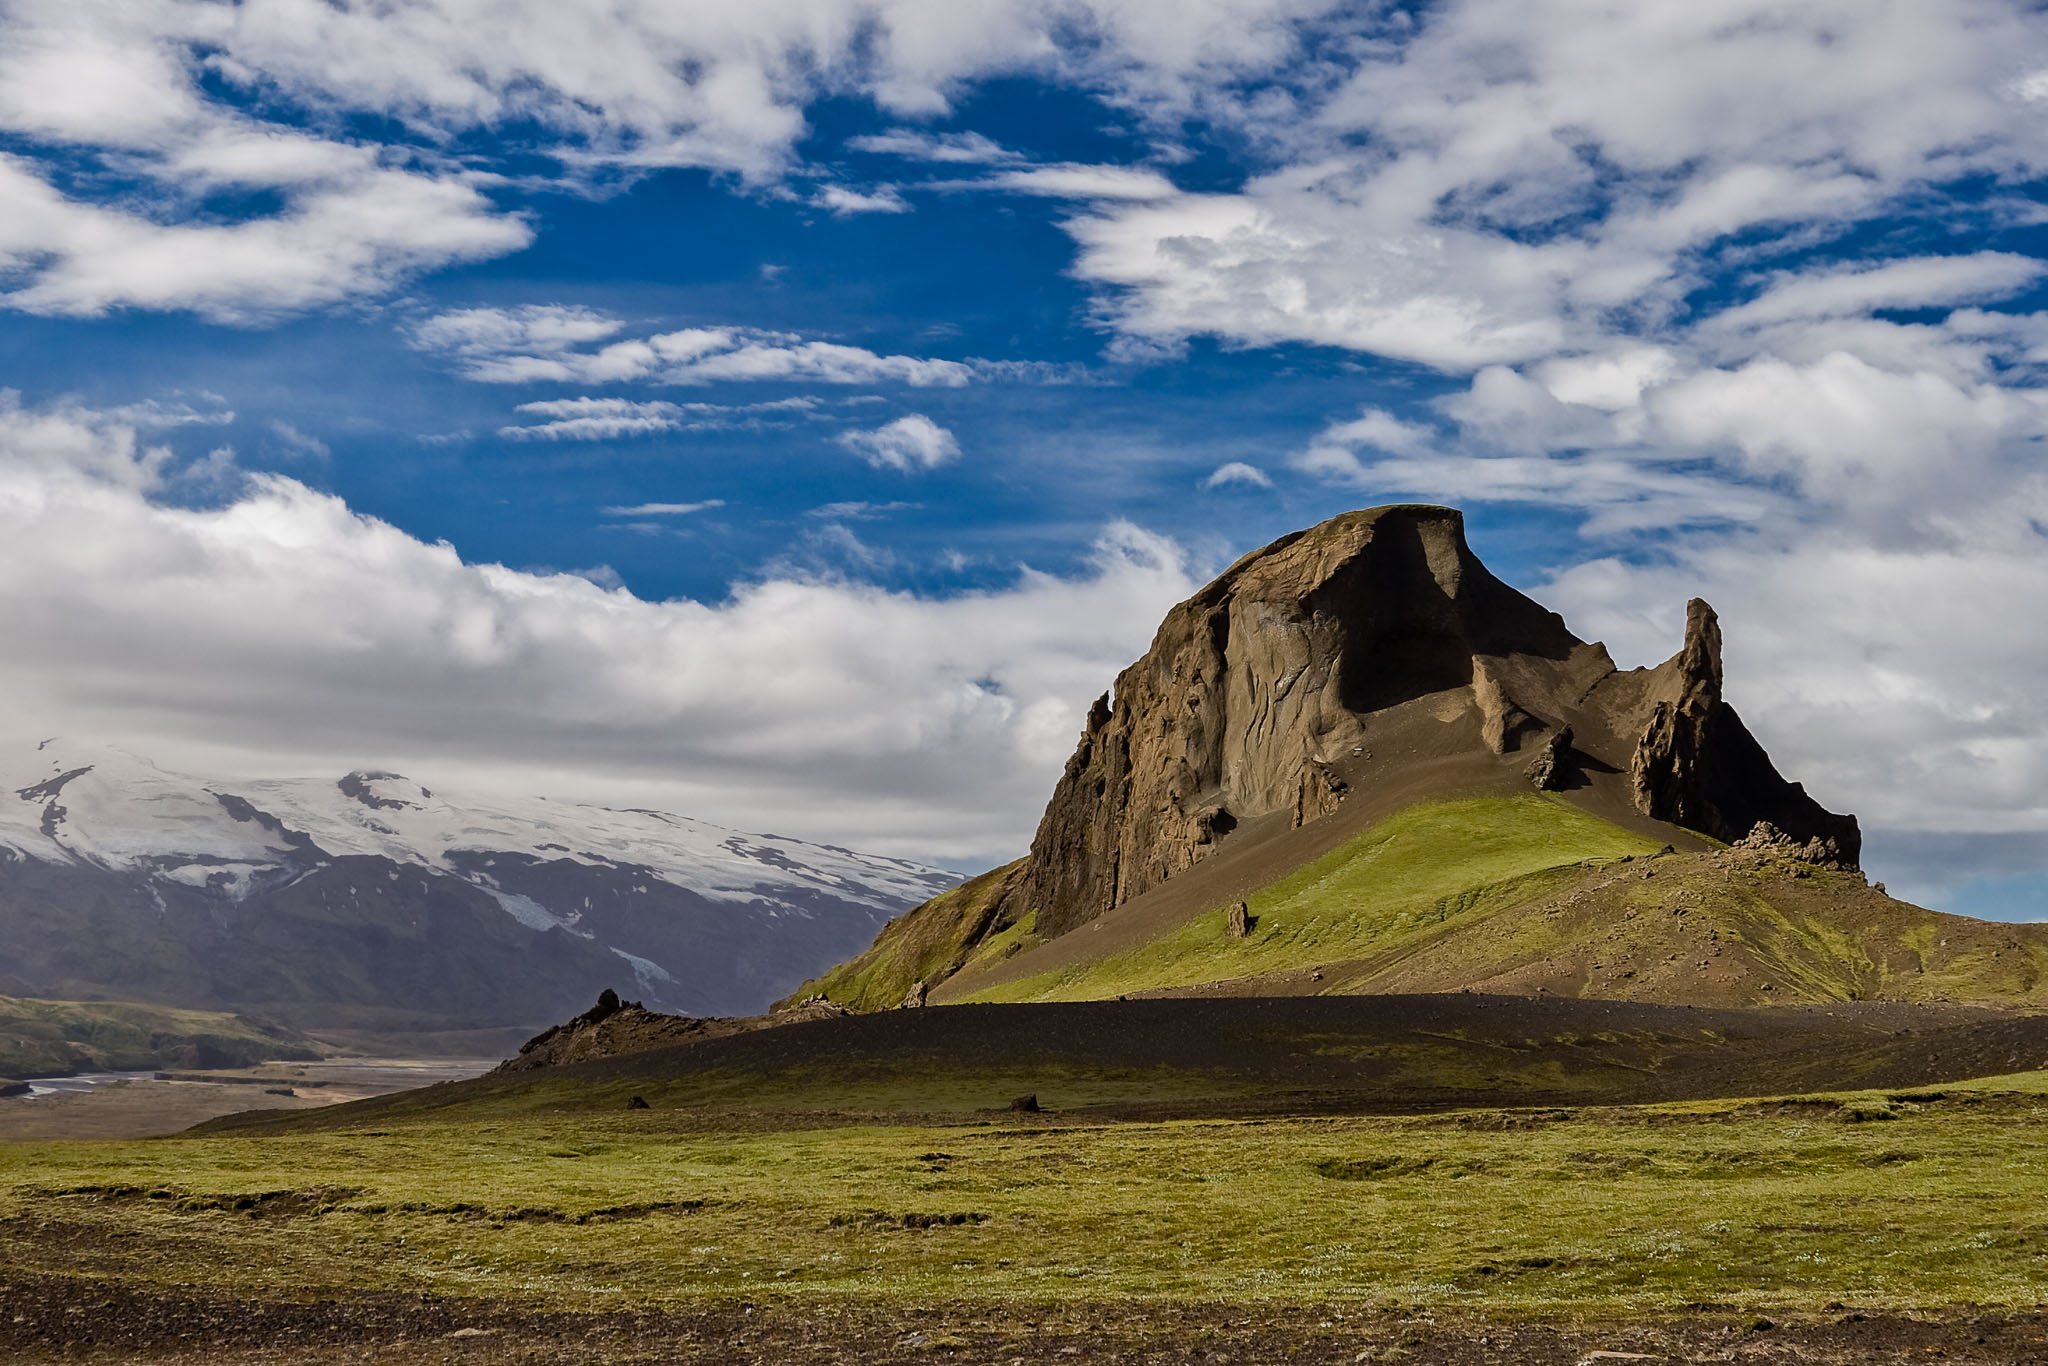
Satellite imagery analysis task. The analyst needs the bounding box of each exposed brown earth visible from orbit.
[1,1270,2044,1365]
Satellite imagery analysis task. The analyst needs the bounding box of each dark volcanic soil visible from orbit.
[3,1270,2044,1365]
[222,993,2048,1133]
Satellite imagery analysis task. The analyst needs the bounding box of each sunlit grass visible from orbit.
[8,1078,2048,1314]
[966,796,1663,1002]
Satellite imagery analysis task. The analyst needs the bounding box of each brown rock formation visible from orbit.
[1000,505,1858,942]
[497,990,852,1072]
[1014,505,1614,938]
[1618,600,1859,866]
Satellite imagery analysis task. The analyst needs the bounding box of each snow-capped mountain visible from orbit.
[0,739,957,1030]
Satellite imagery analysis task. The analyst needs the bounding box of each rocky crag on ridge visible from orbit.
[794,504,1889,1011]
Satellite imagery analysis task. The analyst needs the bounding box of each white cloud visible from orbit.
[414,306,979,388]
[500,395,823,440]
[814,184,911,215]
[808,500,919,520]
[1054,1,2048,369]
[0,396,1200,862]
[1201,461,1270,489]
[600,500,725,517]
[0,0,1341,317]
[982,164,1182,201]
[848,130,1022,164]
[836,414,960,472]
[1711,254,2048,334]
[266,420,329,460]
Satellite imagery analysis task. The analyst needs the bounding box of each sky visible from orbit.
[0,1,2046,918]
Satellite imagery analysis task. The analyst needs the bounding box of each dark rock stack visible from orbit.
[1625,600,1859,867]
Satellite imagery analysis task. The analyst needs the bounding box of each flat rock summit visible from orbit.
[1017,503,1858,942]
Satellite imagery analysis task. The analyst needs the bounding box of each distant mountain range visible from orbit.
[0,740,955,1035]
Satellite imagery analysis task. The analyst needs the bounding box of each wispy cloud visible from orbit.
[1200,461,1270,489]
[600,500,725,516]
[499,395,818,441]
[415,306,980,388]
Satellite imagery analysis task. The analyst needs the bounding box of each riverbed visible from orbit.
[0,1057,498,1141]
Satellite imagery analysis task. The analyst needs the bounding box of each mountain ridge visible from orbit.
[0,739,954,1031]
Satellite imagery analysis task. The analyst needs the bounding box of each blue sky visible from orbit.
[1,0,2046,919]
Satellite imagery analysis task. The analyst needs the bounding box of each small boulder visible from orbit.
[1226,901,1252,939]
[901,980,928,1009]
[626,1095,651,1110]
[0,1080,29,1098]
[1007,1094,1041,1112]
[1525,725,1576,791]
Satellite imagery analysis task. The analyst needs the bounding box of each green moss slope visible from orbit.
[779,861,1030,1012]
[961,795,1664,1003]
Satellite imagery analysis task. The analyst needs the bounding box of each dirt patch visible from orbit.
[1,1270,2044,1365]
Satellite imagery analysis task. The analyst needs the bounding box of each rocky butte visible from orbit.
[793,504,2045,1013]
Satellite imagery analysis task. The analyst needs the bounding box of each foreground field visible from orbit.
[6,1068,2048,1362]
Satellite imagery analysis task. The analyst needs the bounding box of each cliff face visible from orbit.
[1012,505,1858,940]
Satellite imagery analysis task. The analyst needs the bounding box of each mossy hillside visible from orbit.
[0,995,316,1079]
[785,861,1023,1012]
[1323,850,2048,1007]
[11,1073,2048,1313]
[962,795,1664,1003]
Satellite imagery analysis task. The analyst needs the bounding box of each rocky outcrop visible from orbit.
[497,989,853,1072]
[1011,505,1611,938]
[1525,726,1575,791]
[1619,601,1859,867]
[804,504,1862,1005]
[1002,505,1862,941]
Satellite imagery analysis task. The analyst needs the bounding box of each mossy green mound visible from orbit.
[0,996,316,1078]
[962,795,1661,1003]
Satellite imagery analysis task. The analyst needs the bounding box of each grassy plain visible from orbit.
[7,1071,2048,1316]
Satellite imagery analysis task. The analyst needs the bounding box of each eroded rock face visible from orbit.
[1622,601,1860,868]
[999,505,1859,942]
[1013,505,1618,938]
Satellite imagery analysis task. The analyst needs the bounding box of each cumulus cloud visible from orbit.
[1054,1,2048,368]
[0,397,1199,862]
[414,306,980,387]
[836,415,960,472]
[0,0,1339,317]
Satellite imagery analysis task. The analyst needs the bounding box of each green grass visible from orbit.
[9,1073,2048,1313]
[790,862,1019,1012]
[963,795,1664,1002]
[0,995,316,1078]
